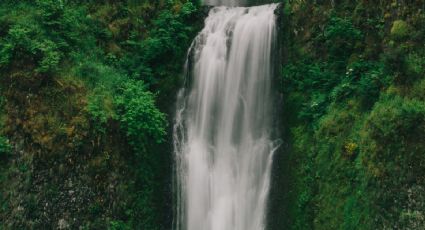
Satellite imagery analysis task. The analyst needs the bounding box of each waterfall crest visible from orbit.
[174,4,279,230]
[203,0,245,6]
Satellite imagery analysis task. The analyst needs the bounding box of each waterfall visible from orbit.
[174,3,279,230]
[203,0,245,6]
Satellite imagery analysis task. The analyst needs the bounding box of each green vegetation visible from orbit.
[0,136,10,157]
[0,0,202,229]
[391,20,410,40]
[270,1,425,229]
[114,80,167,151]
[0,0,424,229]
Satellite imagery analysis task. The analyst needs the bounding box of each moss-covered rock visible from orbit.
[391,20,410,40]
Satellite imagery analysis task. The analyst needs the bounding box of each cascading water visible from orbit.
[174,3,279,230]
[203,0,245,6]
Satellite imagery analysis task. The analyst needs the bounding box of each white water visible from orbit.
[174,4,279,230]
[203,0,245,6]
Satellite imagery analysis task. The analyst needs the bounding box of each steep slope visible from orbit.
[0,1,203,229]
[270,1,425,229]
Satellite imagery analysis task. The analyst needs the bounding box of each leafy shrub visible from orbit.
[299,93,328,123]
[87,90,116,134]
[366,95,425,145]
[316,106,356,138]
[282,61,340,93]
[391,20,410,41]
[0,23,61,73]
[363,94,425,179]
[331,61,390,108]
[382,47,425,85]
[282,61,341,123]
[405,52,425,81]
[323,16,362,65]
[120,1,200,88]
[74,60,125,89]
[0,0,95,74]
[114,80,167,153]
[36,0,94,53]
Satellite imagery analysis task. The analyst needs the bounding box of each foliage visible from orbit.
[391,20,410,41]
[322,16,362,65]
[0,137,11,157]
[331,61,390,108]
[275,1,425,230]
[359,94,425,228]
[0,23,61,73]
[114,80,167,153]
[4,0,424,229]
[120,1,201,89]
[281,61,337,123]
[343,142,358,159]
[109,220,132,230]
[0,0,200,229]
[364,94,425,178]
[87,89,115,134]
[0,0,93,74]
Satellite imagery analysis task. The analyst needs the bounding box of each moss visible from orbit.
[391,20,410,40]
[0,136,10,157]
[0,0,202,228]
[412,79,425,100]
[273,1,425,229]
[343,142,358,159]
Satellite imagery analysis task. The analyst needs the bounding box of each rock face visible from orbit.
[0,76,131,228]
